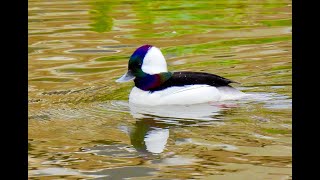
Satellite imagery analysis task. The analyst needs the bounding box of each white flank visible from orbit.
[129,85,246,106]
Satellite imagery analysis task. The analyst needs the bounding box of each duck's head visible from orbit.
[116,45,168,82]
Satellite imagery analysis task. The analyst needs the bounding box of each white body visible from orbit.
[129,85,247,106]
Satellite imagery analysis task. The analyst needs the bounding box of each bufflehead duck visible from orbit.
[116,45,246,106]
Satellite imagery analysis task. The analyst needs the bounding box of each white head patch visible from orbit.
[141,47,168,74]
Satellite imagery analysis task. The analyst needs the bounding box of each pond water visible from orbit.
[28,0,292,179]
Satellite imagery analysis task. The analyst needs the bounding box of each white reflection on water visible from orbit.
[129,102,225,121]
[144,128,169,154]
[125,102,228,155]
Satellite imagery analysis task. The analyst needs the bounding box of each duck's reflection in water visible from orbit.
[130,118,170,155]
[127,102,234,155]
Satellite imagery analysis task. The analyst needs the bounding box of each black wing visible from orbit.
[150,71,237,91]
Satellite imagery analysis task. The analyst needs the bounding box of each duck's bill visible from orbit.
[115,70,135,82]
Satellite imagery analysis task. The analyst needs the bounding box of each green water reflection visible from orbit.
[89,0,114,32]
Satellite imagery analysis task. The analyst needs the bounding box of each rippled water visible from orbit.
[28,0,292,179]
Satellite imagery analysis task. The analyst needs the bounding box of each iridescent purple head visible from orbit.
[128,45,152,74]
[116,45,168,82]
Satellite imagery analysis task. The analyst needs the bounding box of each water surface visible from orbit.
[28,0,292,179]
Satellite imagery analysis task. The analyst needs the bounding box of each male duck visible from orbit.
[116,45,246,106]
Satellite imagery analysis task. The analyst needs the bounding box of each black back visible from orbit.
[149,71,237,91]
